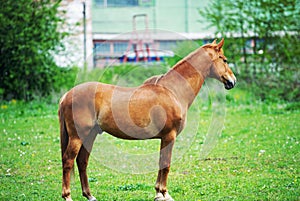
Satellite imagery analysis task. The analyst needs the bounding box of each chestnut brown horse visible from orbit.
[59,39,236,201]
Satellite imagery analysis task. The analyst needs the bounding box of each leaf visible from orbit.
[88,177,98,182]
[21,141,30,146]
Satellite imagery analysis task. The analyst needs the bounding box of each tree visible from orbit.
[0,0,71,100]
[199,0,300,101]
[200,0,299,63]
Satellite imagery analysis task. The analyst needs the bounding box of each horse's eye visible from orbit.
[219,56,227,63]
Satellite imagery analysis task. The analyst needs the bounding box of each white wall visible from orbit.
[56,0,93,69]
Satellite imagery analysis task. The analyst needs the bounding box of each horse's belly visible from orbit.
[96,84,183,139]
[100,114,164,140]
[105,129,160,140]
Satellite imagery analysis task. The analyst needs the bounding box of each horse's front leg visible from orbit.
[155,130,176,201]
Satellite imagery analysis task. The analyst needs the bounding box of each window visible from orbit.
[94,42,110,55]
[95,0,139,7]
[95,0,154,7]
[113,42,128,54]
[94,42,129,56]
[158,41,177,51]
[139,0,154,7]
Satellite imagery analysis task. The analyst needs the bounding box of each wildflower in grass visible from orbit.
[1,104,8,109]
[258,150,266,156]
[234,93,241,101]
[11,99,17,104]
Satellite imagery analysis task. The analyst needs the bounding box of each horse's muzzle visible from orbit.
[223,75,236,90]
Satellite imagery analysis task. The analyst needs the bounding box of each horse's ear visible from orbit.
[216,38,224,51]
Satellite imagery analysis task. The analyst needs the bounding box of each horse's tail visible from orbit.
[59,102,75,180]
[59,105,68,159]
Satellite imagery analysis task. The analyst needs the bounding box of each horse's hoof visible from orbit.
[88,196,97,201]
[154,192,174,201]
[164,192,174,201]
[154,197,174,201]
[154,192,165,201]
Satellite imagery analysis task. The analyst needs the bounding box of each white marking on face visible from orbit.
[231,74,237,85]
[227,75,236,85]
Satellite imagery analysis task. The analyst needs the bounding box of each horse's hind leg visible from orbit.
[62,137,82,201]
[76,133,97,201]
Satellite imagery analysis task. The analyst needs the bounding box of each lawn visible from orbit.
[0,88,299,201]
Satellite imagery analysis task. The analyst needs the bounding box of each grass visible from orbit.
[0,87,299,200]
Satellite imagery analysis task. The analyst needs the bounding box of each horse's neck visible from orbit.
[159,48,211,108]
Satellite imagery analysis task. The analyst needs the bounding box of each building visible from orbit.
[61,0,215,68]
[59,0,93,69]
[92,0,215,67]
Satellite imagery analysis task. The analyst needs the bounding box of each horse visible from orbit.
[58,38,236,201]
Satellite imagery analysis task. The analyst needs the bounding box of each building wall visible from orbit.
[92,0,214,35]
[59,0,94,69]
[91,0,217,67]
[58,0,215,68]
[92,6,154,33]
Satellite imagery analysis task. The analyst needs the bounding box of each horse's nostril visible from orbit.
[224,79,235,90]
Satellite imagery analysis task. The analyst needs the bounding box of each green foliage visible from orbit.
[0,0,73,101]
[75,64,169,87]
[117,183,150,191]
[165,40,203,66]
[52,66,79,95]
[200,0,299,36]
[252,67,300,102]
[199,0,300,102]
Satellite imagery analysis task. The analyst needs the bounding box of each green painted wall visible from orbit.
[92,0,214,34]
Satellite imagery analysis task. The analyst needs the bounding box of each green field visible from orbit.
[0,87,299,200]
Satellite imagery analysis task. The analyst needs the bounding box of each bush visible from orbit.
[165,40,202,66]
[75,64,169,87]
[238,64,300,102]
[0,0,70,101]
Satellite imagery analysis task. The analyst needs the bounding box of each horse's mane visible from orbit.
[143,74,164,85]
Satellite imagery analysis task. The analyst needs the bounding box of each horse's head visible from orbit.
[203,38,236,90]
